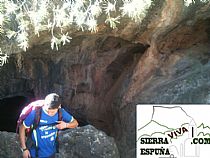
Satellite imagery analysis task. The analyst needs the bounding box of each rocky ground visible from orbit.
[0,125,119,158]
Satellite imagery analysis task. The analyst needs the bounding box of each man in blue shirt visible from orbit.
[19,93,78,158]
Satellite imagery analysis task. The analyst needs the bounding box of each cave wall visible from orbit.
[0,35,147,158]
[0,35,147,136]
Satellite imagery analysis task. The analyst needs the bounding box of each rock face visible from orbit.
[0,131,19,158]
[58,125,119,158]
[0,35,145,158]
[0,1,210,158]
[0,125,119,158]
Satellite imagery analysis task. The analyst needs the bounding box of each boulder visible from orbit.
[0,125,119,158]
[58,125,119,158]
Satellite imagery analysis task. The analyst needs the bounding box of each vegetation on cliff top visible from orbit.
[0,0,209,66]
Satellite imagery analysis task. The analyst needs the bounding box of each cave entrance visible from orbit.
[0,96,31,132]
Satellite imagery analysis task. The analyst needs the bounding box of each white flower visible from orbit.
[90,3,102,17]
[18,20,29,31]
[75,12,85,31]
[60,33,72,45]
[16,31,28,43]
[6,30,17,39]
[121,0,152,22]
[47,19,53,29]
[103,1,116,15]
[53,5,68,27]
[87,18,98,32]
[0,14,4,26]
[18,41,29,52]
[16,31,29,51]
[0,49,9,66]
[184,0,193,7]
[51,36,60,50]
[105,16,120,29]
[5,1,18,14]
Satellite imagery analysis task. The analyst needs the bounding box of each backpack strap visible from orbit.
[26,107,42,137]
[31,107,42,158]
[33,107,42,130]
[58,108,63,121]
[56,108,63,153]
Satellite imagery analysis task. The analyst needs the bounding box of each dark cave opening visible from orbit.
[63,105,89,127]
[0,96,30,132]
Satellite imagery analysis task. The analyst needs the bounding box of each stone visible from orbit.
[0,125,119,158]
[57,125,119,158]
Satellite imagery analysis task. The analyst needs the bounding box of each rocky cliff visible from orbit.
[0,1,210,158]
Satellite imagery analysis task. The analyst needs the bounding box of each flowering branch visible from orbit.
[0,0,207,66]
[0,48,9,66]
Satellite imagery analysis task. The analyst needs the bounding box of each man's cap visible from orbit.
[44,93,61,109]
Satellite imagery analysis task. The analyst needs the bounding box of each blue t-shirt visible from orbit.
[23,108,73,158]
